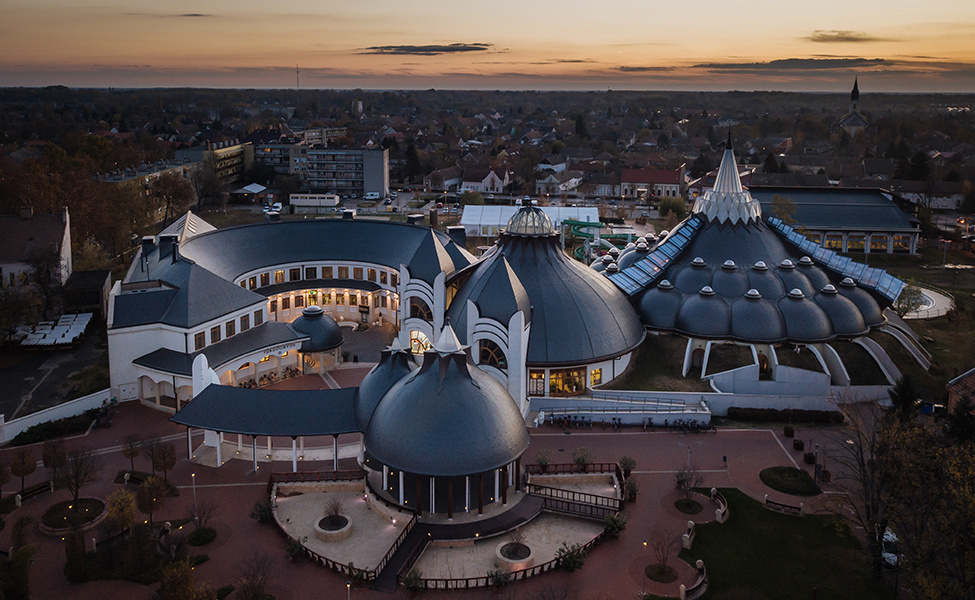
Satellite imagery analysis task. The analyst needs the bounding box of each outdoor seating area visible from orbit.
[20,313,93,348]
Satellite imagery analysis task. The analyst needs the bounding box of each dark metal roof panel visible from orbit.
[777,296,833,342]
[133,348,193,376]
[751,187,916,232]
[731,297,786,341]
[364,352,529,476]
[354,349,417,430]
[675,294,731,338]
[447,251,532,343]
[171,385,359,436]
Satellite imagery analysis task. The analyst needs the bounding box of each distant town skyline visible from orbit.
[3,0,975,92]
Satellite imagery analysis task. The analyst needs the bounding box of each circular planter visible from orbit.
[495,542,534,573]
[314,515,352,542]
[38,497,108,537]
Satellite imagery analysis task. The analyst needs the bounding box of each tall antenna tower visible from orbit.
[296,64,299,91]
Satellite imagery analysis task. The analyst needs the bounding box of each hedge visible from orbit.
[726,407,844,425]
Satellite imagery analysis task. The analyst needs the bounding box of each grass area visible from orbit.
[10,409,97,446]
[868,330,941,399]
[0,481,54,513]
[675,498,704,514]
[705,344,755,376]
[775,344,824,373]
[759,467,822,497]
[646,564,679,583]
[41,498,104,529]
[67,350,110,400]
[827,341,889,386]
[603,335,713,392]
[681,489,889,600]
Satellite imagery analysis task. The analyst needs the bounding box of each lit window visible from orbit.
[274,270,285,284]
[295,295,304,308]
[590,368,602,386]
[354,267,363,280]
[380,271,388,285]
[336,292,345,305]
[194,332,206,351]
[381,295,387,308]
[338,267,349,279]
[305,267,317,279]
[210,326,221,344]
[368,269,377,282]
[479,339,508,369]
[410,330,432,354]
[260,273,269,287]
[254,310,264,326]
[324,266,333,278]
[248,276,257,289]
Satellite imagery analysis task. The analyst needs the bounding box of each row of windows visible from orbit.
[194,309,264,351]
[243,266,397,290]
[269,290,391,312]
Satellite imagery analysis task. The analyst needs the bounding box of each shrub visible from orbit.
[10,410,98,446]
[216,585,235,600]
[187,527,217,546]
[619,456,637,473]
[659,197,687,220]
[403,568,423,592]
[555,541,587,572]
[285,536,307,561]
[726,407,844,425]
[604,513,627,538]
[188,554,209,567]
[624,478,640,500]
[572,446,593,469]
[488,568,512,589]
[249,501,273,524]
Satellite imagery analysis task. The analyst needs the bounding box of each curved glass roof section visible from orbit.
[504,206,556,236]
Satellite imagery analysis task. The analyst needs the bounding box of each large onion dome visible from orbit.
[364,326,530,476]
[354,338,417,430]
[288,305,343,352]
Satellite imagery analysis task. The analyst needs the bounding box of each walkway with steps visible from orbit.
[370,494,545,593]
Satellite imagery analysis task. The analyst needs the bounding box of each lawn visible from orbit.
[680,489,890,600]
[602,335,713,392]
[827,341,889,386]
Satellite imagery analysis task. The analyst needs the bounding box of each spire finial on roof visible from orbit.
[433,323,465,355]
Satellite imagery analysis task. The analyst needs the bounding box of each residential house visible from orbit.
[459,167,509,194]
[424,165,464,192]
[620,167,685,199]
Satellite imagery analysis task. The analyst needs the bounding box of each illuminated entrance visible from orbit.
[548,368,586,396]
[409,330,432,355]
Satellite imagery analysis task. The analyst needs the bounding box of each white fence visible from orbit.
[0,388,111,444]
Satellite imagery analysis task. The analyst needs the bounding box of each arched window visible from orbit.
[409,297,432,321]
[479,339,508,370]
[409,330,432,355]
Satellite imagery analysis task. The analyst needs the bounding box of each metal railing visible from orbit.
[267,469,366,494]
[374,514,419,576]
[525,462,624,484]
[539,496,618,520]
[526,483,622,511]
[400,529,609,589]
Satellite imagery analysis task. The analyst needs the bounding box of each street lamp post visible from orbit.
[346,580,352,600]
[642,539,648,594]
[686,445,692,469]
[191,472,197,517]
[814,443,820,485]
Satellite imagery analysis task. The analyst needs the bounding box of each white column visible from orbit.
[252,437,258,471]
[494,469,500,502]
[430,477,436,514]
[238,434,243,451]
[299,436,304,459]
[291,438,297,473]
[383,465,388,490]
[267,436,272,458]
[398,471,405,504]
[333,435,338,471]
[465,476,470,512]
[215,432,222,466]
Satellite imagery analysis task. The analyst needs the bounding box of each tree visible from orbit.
[763,152,780,174]
[887,373,919,422]
[104,488,136,534]
[160,558,218,600]
[0,458,10,497]
[646,525,680,568]
[574,114,589,139]
[191,497,219,531]
[674,464,703,501]
[0,285,41,340]
[404,142,422,184]
[136,476,167,528]
[894,279,925,318]
[658,196,687,225]
[944,395,975,445]
[10,449,37,495]
[770,194,797,226]
[153,442,178,483]
[458,191,483,205]
[122,433,142,473]
[191,160,221,211]
[142,438,162,476]
[153,171,195,227]
[572,446,593,471]
[689,153,712,179]
[236,552,274,600]
[42,439,66,485]
[56,447,101,505]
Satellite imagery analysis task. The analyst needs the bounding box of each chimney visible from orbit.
[342,209,356,220]
[141,236,154,272]
[446,225,467,249]
[172,237,180,263]
[19,206,33,220]
[158,234,178,260]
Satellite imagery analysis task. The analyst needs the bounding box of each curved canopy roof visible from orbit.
[178,219,472,286]
[364,326,529,476]
[460,207,644,366]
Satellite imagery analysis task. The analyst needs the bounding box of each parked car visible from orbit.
[882,528,902,568]
[384,198,392,205]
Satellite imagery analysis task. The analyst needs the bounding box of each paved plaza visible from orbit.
[0,389,846,600]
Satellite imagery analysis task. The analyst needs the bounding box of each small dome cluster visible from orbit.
[638,256,884,343]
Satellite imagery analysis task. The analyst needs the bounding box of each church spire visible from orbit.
[851,78,860,113]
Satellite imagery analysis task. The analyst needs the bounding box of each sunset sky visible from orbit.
[3,0,975,91]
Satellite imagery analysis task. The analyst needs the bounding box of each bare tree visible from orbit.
[675,464,704,501]
[236,552,274,600]
[153,442,177,483]
[141,438,161,477]
[190,497,219,531]
[56,447,102,505]
[122,433,141,473]
[42,439,66,484]
[646,526,680,568]
[136,476,167,528]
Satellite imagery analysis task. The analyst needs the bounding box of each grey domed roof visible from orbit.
[676,287,731,338]
[493,230,644,366]
[354,338,417,430]
[446,249,532,343]
[814,286,868,336]
[364,327,530,476]
[636,280,682,330]
[778,290,833,342]
[505,206,555,236]
[731,291,786,341]
[288,306,344,352]
[837,278,885,326]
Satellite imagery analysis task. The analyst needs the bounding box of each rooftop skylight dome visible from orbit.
[504,205,556,236]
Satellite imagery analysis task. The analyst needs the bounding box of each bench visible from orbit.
[764,494,803,515]
[682,520,696,549]
[711,488,729,523]
[680,560,708,600]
